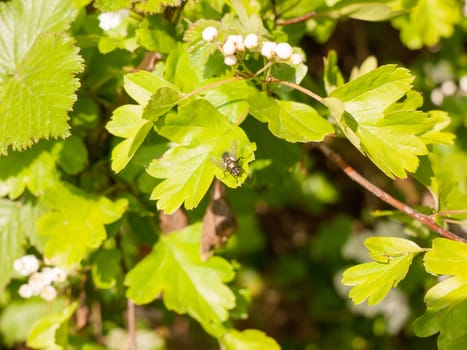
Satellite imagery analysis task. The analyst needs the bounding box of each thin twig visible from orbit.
[276,11,317,26]
[266,78,325,105]
[128,299,137,350]
[316,142,467,243]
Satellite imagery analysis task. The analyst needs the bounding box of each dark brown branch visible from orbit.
[316,142,467,243]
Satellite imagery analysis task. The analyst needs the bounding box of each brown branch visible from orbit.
[128,299,137,350]
[316,142,467,243]
[276,11,317,26]
[266,78,325,105]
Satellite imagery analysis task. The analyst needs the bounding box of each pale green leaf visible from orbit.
[136,16,176,54]
[124,71,177,106]
[0,299,67,347]
[424,238,467,277]
[220,329,281,350]
[0,0,83,154]
[0,141,61,199]
[36,182,127,267]
[342,236,422,304]
[94,0,132,11]
[142,87,182,121]
[27,302,77,350]
[248,93,334,143]
[391,0,461,49]
[0,199,26,289]
[424,276,467,311]
[327,65,450,178]
[125,223,236,333]
[323,50,344,94]
[148,99,256,213]
[106,105,153,173]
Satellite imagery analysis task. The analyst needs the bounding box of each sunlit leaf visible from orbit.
[220,329,281,350]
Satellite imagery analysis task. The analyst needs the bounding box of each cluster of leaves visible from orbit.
[0,0,467,349]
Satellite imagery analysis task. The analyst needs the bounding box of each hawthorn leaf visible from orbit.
[424,238,467,278]
[94,0,132,12]
[56,135,88,175]
[0,199,26,289]
[148,99,256,213]
[142,87,182,121]
[0,0,83,155]
[0,141,61,199]
[323,50,344,94]
[136,15,176,54]
[424,276,467,312]
[220,329,281,350]
[202,79,258,125]
[124,71,177,106]
[327,65,451,178]
[391,0,461,49]
[27,302,77,350]
[413,309,439,338]
[36,182,127,267]
[342,236,423,305]
[247,92,334,143]
[92,248,122,289]
[106,105,153,173]
[125,223,236,333]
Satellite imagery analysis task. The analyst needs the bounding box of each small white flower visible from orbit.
[290,53,303,65]
[222,41,236,56]
[459,75,467,93]
[431,88,444,106]
[261,41,277,59]
[18,284,34,299]
[50,267,67,283]
[224,55,238,66]
[440,80,457,96]
[202,26,218,41]
[226,35,243,46]
[244,34,259,49]
[275,43,293,60]
[40,285,57,301]
[13,255,40,276]
[98,9,130,31]
[29,271,52,292]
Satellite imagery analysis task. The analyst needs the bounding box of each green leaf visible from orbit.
[220,329,281,350]
[148,99,256,213]
[424,276,467,312]
[136,15,176,54]
[323,50,344,94]
[0,299,68,347]
[124,71,177,106]
[36,182,127,267]
[391,0,461,49]
[56,136,88,175]
[94,0,132,11]
[106,105,153,173]
[92,248,122,289]
[142,87,182,121]
[248,92,334,143]
[0,199,26,289]
[0,141,61,199]
[0,0,83,155]
[27,302,77,350]
[413,310,440,338]
[202,79,257,125]
[327,65,451,178]
[125,223,236,333]
[342,236,423,305]
[424,238,467,278]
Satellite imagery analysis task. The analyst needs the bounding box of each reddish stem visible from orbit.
[316,142,466,243]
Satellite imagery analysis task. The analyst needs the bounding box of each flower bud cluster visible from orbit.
[201,26,303,67]
[13,255,67,301]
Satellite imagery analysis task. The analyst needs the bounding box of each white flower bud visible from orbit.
[261,41,277,59]
[244,34,259,49]
[290,53,303,65]
[440,80,457,96]
[50,267,67,283]
[18,284,34,298]
[40,285,57,301]
[226,35,243,46]
[222,41,236,55]
[13,255,40,276]
[430,88,444,106]
[275,43,293,60]
[224,55,238,66]
[98,9,130,31]
[459,75,467,93]
[202,26,218,41]
[29,271,52,292]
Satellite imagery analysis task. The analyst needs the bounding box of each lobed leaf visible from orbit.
[342,236,422,305]
[424,238,467,278]
[36,182,127,267]
[125,223,236,333]
[220,329,281,350]
[248,92,334,143]
[0,0,83,154]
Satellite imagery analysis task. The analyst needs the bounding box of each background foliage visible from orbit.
[1,0,467,349]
